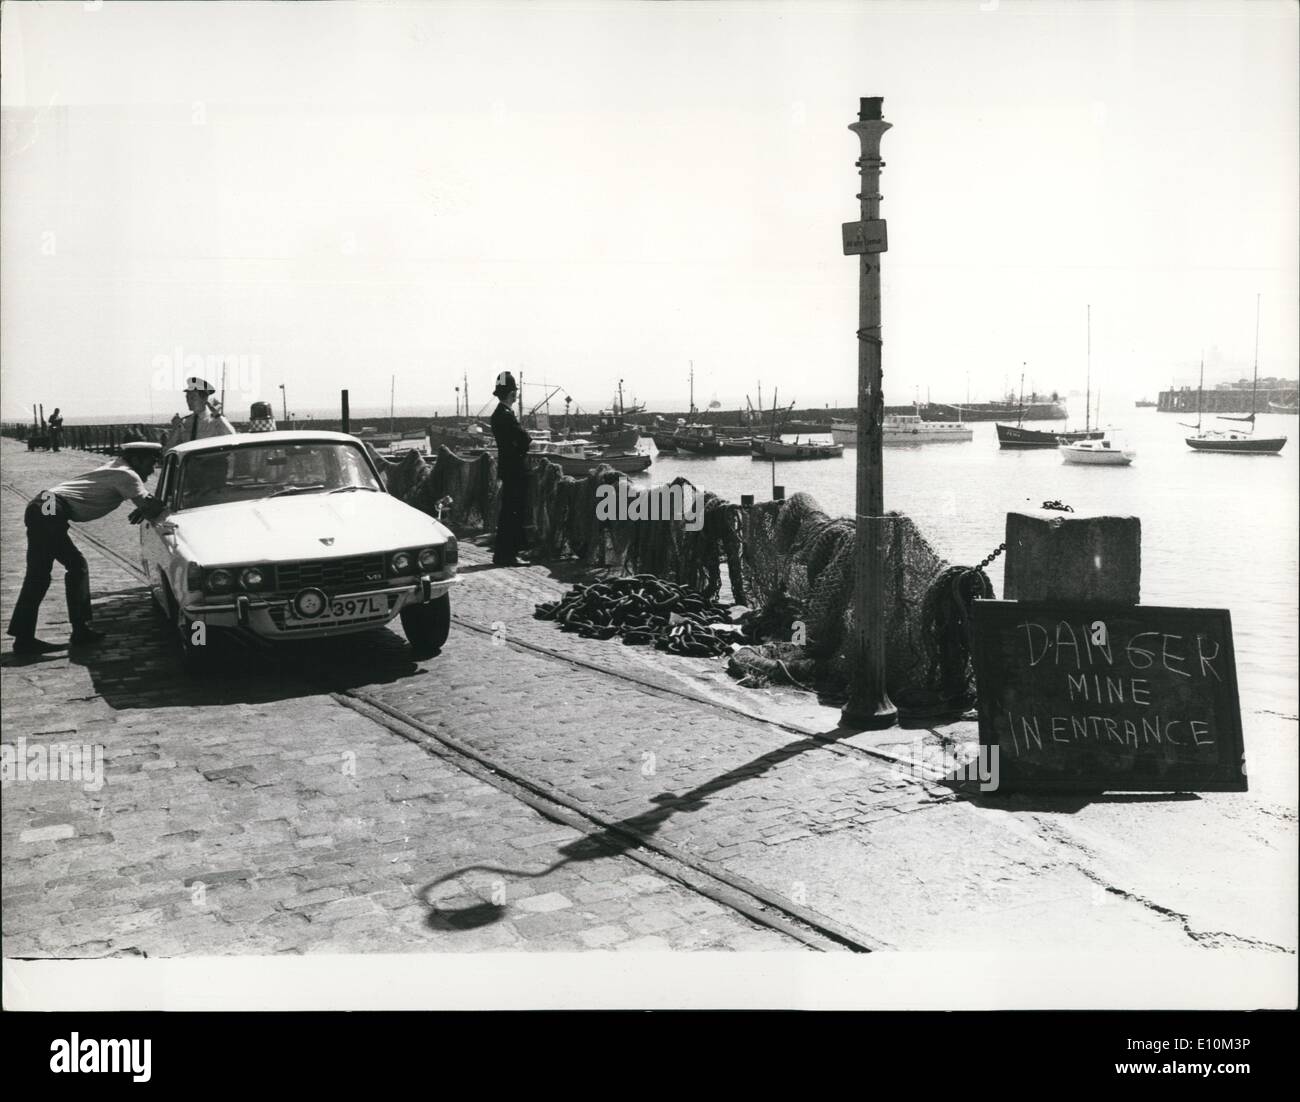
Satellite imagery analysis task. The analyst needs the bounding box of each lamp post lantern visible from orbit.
[841,96,897,730]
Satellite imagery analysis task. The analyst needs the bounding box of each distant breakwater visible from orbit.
[1158,387,1298,413]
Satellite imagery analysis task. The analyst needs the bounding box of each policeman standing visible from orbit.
[162,376,236,453]
[489,371,532,567]
[7,442,166,655]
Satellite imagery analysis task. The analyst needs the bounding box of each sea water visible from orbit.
[651,408,1299,719]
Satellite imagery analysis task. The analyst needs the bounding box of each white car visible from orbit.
[139,431,457,669]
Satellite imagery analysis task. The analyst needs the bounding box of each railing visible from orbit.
[1,422,169,454]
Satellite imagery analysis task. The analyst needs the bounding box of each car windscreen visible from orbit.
[175,442,383,509]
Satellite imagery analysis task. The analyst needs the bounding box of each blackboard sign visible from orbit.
[971,601,1246,792]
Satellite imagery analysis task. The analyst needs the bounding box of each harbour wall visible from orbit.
[1158,387,1298,413]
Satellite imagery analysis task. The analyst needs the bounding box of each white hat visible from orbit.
[184,377,215,393]
[121,441,163,455]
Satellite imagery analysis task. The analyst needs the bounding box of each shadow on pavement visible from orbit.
[419,728,858,932]
[947,784,1201,814]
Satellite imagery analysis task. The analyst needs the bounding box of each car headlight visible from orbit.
[417,547,439,570]
[390,550,413,575]
[445,537,458,565]
[240,567,265,590]
[206,568,234,594]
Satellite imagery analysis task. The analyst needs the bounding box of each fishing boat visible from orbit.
[1060,439,1134,465]
[997,339,1104,448]
[673,424,750,454]
[750,436,843,460]
[1134,397,1157,408]
[1184,300,1287,454]
[426,420,493,454]
[1268,398,1298,415]
[529,438,652,476]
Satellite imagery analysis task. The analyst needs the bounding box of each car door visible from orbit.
[139,454,178,604]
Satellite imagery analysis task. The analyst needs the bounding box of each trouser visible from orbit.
[6,496,92,640]
[494,476,529,563]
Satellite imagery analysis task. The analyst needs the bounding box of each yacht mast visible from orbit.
[1250,293,1261,420]
[1085,305,1091,433]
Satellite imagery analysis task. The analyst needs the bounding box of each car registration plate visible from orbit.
[287,595,386,625]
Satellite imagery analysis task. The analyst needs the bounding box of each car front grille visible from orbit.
[273,554,388,595]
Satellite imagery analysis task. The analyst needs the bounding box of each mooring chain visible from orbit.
[973,500,1072,573]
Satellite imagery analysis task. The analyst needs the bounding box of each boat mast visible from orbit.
[1085,305,1091,434]
[689,361,695,419]
[1250,292,1260,423]
[1017,368,1026,427]
[1197,354,1204,432]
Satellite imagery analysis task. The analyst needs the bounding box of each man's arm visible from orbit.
[211,414,237,436]
[128,494,167,522]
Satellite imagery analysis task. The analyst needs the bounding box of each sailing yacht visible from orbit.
[1060,307,1136,465]
[1185,297,1288,454]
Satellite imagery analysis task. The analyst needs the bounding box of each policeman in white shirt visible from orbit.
[7,442,166,655]
[162,376,236,453]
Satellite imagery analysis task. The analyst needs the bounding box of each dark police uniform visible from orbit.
[490,401,532,565]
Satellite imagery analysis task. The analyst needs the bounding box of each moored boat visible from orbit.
[750,436,844,460]
[1186,431,1288,453]
[529,438,653,475]
[882,412,972,444]
[996,423,1104,448]
[1060,439,1135,465]
[1184,298,1288,455]
[998,340,1104,449]
[673,424,749,454]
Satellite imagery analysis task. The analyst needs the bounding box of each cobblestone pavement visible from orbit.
[0,446,797,955]
[2,440,1295,959]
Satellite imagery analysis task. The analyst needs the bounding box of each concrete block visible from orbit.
[1003,509,1141,604]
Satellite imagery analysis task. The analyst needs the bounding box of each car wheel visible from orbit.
[401,593,450,656]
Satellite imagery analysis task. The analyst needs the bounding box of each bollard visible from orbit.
[773,486,785,501]
[1004,508,1141,605]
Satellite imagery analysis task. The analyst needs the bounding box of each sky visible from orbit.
[2,0,1296,422]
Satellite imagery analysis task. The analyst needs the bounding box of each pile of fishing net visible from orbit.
[534,575,745,656]
[729,492,989,711]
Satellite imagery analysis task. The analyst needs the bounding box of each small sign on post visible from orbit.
[971,601,1247,793]
[842,219,888,255]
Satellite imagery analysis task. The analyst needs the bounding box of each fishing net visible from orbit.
[381,446,497,530]
[389,448,989,710]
